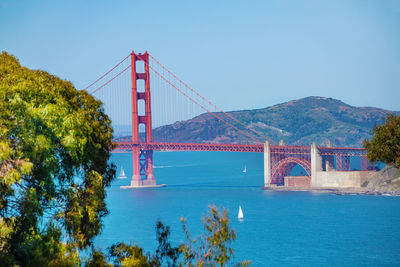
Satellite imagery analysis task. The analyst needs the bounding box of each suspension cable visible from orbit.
[148,65,263,144]
[90,65,131,95]
[83,53,131,91]
[148,54,277,144]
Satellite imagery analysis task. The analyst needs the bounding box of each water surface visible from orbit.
[96,152,400,266]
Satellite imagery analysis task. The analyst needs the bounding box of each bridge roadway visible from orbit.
[114,141,366,155]
[114,141,264,152]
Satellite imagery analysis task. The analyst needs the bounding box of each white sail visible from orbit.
[238,206,244,220]
[242,165,247,173]
[118,167,127,179]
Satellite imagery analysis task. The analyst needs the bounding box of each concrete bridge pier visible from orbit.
[264,141,270,186]
[310,142,322,187]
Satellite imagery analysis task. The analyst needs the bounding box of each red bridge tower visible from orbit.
[129,51,157,187]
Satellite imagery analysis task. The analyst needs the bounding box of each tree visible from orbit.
[152,219,181,266]
[363,114,400,168]
[106,207,250,267]
[85,248,113,267]
[107,219,180,267]
[108,242,152,266]
[0,51,115,264]
[180,205,251,266]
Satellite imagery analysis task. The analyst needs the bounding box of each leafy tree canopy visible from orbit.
[0,51,115,264]
[363,114,400,169]
[93,206,250,267]
[180,205,251,267]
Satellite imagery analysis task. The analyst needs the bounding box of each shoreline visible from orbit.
[262,186,400,196]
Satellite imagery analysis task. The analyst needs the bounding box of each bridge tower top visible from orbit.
[131,51,152,144]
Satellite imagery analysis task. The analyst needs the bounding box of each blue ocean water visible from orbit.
[96,152,400,266]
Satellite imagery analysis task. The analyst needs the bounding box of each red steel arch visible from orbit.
[271,157,311,178]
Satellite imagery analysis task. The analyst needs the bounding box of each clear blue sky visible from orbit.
[1,0,399,112]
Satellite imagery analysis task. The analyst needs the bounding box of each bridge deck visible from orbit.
[114,142,264,152]
[114,141,366,154]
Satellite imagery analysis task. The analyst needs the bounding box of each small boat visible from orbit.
[238,205,244,220]
[242,165,247,173]
[117,167,128,179]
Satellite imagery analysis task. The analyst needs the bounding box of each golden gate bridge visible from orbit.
[84,51,374,188]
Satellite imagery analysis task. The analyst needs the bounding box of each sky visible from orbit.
[1,0,399,114]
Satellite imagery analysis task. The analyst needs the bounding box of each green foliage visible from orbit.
[0,51,115,265]
[109,242,152,266]
[180,205,250,267]
[12,223,80,267]
[106,208,250,267]
[107,219,180,267]
[0,221,80,266]
[85,248,112,267]
[363,114,400,168]
[153,220,181,266]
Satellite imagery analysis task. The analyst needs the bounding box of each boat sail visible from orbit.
[118,167,128,179]
[238,206,244,220]
[242,165,247,173]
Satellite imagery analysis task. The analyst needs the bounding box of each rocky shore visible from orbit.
[262,185,399,196]
[362,165,400,195]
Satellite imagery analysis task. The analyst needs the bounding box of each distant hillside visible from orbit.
[145,97,399,147]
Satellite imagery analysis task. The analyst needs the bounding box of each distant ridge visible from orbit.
[119,97,399,147]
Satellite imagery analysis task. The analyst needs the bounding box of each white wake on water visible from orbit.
[153,163,202,169]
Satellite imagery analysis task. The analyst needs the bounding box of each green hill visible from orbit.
[150,96,399,147]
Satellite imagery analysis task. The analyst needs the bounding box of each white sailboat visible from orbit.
[238,205,244,220]
[242,165,247,173]
[117,167,128,179]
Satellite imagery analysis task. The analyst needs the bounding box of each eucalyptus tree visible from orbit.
[0,51,115,265]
